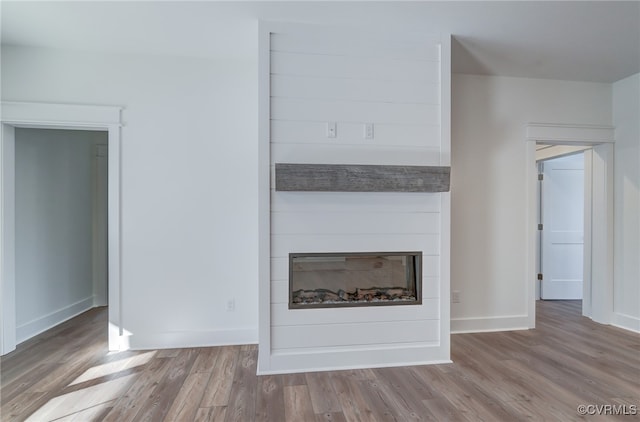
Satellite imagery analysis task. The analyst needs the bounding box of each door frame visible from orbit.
[92,142,109,307]
[525,123,614,327]
[1,101,123,355]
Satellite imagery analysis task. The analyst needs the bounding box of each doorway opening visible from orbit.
[525,123,615,328]
[14,128,108,344]
[1,101,123,356]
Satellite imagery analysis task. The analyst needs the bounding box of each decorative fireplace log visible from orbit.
[292,286,414,305]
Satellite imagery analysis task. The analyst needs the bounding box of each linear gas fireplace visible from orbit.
[289,252,422,309]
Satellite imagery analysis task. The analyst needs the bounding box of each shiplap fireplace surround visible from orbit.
[258,22,452,374]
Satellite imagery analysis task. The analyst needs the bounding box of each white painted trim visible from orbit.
[259,361,455,376]
[440,35,452,167]
[107,125,123,351]
[590,143,614,325]
[1,102,121,128]
[1,101,123,355]
[611,313,640,333]
[535,161,542,301]
[257,21,272,374]
[526,124,614,330]
[0,125,17,354]
[16,296,95,344]
[439,34,452,359]
[451,315,530,334]
[128,329,259,351]
[536,145,593,162]
[440,193,451,353]
[259,343,450,375]
[525,141,537,328]
[260,360,454,376]
[526,123,614,144]
[582,149,593,318]
[92,143,108,307]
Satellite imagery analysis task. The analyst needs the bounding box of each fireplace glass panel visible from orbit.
[289,252,422,309]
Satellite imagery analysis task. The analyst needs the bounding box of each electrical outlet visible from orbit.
[226,298,235,311]
[452,290,461,303]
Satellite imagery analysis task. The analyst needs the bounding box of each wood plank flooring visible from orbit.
[1,301,639,421]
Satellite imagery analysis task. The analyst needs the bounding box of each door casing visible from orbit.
[525,123,615,327]
[1,102,123,355]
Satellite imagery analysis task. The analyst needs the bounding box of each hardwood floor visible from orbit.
[1,301,639,421]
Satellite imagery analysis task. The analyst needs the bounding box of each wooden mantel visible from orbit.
[275,163,451,193]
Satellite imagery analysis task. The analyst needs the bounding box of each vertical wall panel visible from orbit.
[264,24,449,373]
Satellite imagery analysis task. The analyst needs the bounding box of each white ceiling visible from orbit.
[2,1,639,83]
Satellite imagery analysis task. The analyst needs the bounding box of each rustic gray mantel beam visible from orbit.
[275,163,451,193]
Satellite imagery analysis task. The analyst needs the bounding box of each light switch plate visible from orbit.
[364,123,374,139]
[327,122,337,138]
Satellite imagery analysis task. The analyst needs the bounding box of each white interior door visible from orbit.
[541,153,585,300]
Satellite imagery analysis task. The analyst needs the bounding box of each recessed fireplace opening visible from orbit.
[289,252,422,309]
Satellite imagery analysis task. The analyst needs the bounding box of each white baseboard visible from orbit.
[127,328,258,350]
[451,315,530,334]
[16,296,95,344]
[611,312,640,333]
[258,342,449,375]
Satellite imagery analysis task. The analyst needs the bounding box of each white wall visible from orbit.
[3,43,632,353]
[261,25,450,373]
[2,44,259,348]
[451,74,612,332]
[15,128,105,342]
[612,73,640,332]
